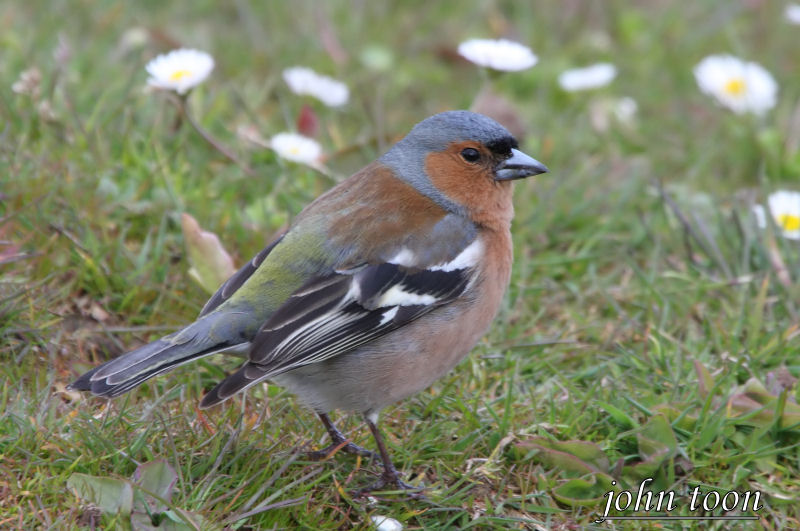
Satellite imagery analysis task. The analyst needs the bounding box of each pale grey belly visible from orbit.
[271,296,496,416]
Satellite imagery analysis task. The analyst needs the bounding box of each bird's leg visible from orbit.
[357,414,425,496]
[304,413,375,461]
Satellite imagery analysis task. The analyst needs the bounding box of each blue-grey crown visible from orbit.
[400,110,514,151]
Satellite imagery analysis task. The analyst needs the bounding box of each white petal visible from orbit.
[457,39,537,72]
[786,4,800,24]
[282,66,349,107]
[756,190,800,240]
[558,63,617,92]
[767,190,800,217]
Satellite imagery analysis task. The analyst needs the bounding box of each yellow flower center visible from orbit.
[289,146,301,155]
[724,78,746,96]
[777,214,800,232]
[169,69,193,81]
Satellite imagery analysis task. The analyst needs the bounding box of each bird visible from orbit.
[69,110,548,493]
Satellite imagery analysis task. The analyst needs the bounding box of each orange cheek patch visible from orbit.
[425,150,494,208]
[424,146,515,231]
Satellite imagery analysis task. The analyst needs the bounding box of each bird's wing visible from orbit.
[253,254,478,368]
[199,236,483,407]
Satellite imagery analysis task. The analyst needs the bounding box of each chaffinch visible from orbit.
[70,110,548,493]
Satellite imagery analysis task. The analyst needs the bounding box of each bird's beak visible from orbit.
[494,148,549,181]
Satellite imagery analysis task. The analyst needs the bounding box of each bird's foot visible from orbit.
[354,469,427,500]
[304,440,376,461]
[309,412,377,461]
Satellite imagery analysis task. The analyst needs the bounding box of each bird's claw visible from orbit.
[354,470,427,500]
[304,441,376,461]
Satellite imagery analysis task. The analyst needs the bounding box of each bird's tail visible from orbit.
[69,315,248,398]
[199,362,268,409]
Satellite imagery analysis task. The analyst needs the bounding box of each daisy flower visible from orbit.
[558,63,617,92]
[693,55,778,116]
[270,132,322,164]
[753,190,800,240]
[146,48,214,95]
[786,4,800,25]
[282,66,349,107]
[457,38,538,72]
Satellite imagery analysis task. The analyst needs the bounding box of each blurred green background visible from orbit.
[2,0,800,528]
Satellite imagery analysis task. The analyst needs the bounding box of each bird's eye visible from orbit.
[460,148,481,163]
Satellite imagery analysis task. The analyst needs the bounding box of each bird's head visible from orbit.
[379,111,548,222]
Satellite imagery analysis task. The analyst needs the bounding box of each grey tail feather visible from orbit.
[69,338,236,398]
[199,362,269,409]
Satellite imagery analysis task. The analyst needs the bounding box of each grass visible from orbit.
[2,0,800,528]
